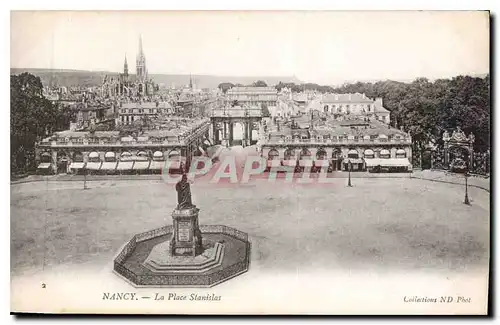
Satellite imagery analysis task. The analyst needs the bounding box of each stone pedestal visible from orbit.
[169,207,203,257]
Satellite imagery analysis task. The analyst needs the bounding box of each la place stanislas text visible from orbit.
[103,292,222,302]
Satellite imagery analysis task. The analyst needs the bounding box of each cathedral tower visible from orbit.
[136,35,147,82]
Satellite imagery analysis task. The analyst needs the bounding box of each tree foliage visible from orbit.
[275,81,334,93]
[11,73,74,174]
[331,76,490,151]
[251,80,268,87]
[261,103,271,117]
[217,82,234,94]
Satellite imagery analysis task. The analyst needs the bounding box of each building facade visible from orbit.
[116,101,171,125]
[260,115,412,172]
[226,87,278,108]
[321,93,391,124]
[36,119,212,175]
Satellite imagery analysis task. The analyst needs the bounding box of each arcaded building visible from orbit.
[260,114,412,172]
[36,118,211,175]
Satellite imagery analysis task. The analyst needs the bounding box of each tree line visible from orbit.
[11,73,75,175]
[218,80,268,93]
[330,76,490,152]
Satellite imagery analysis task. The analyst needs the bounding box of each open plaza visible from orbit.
[11,145,490,279]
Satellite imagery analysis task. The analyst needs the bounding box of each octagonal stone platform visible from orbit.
[144,240,225,273]
[113,225,251,287]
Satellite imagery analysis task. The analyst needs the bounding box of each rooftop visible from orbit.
[269,115,408,139]
[42,118,210,144]
[121,102,171,109]
[322,93,374,103]
[228,87,278,93]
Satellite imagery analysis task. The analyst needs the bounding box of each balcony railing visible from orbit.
[211,109,262,118]
[263,137,411,146]
[42,121,211,148]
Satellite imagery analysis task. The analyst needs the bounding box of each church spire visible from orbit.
[124,54,128,75]
[139,34,143,55]
[136,35,147,82]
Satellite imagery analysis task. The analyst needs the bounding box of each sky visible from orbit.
[10,10,490,85]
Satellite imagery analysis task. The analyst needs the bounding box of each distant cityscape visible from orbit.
[11,35,490,177]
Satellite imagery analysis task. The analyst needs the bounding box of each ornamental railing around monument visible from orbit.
[113,234,141,284]
[135,226,172,243]
[114,261,140,284]
[200,225,249,242]
[114,235,138,264]
[207,239,251,286]
[114,224,251,287]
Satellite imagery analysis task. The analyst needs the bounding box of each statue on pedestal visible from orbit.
[175,174,195,210]
[171,173,202,256]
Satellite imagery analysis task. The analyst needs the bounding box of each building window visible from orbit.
[396,149,407,158]
[268,149,279,160]
[73,152,84,162]
[40,152,51,163]
[364,149,375,159]
[380,149,391,159]
[347,149,359,159]
[88,152,100,163]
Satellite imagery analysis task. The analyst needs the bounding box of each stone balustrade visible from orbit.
[263,137,411,146]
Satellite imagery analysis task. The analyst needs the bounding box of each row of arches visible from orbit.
[267,148,332,160]
[40,149,184,163]
[83,150,182,163]
[267,148,408,160]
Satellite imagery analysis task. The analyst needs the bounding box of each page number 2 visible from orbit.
[41,283,46,288]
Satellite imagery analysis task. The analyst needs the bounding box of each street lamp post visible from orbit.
[83,167,88,190]
[464,170,470,205]
[348,159,352,187]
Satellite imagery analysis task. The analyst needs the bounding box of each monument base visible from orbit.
[170,207,203,257]
[144,240,224,273]
[113,225,250,287]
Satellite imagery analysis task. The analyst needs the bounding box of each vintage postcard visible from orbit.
[10,10,490,315]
